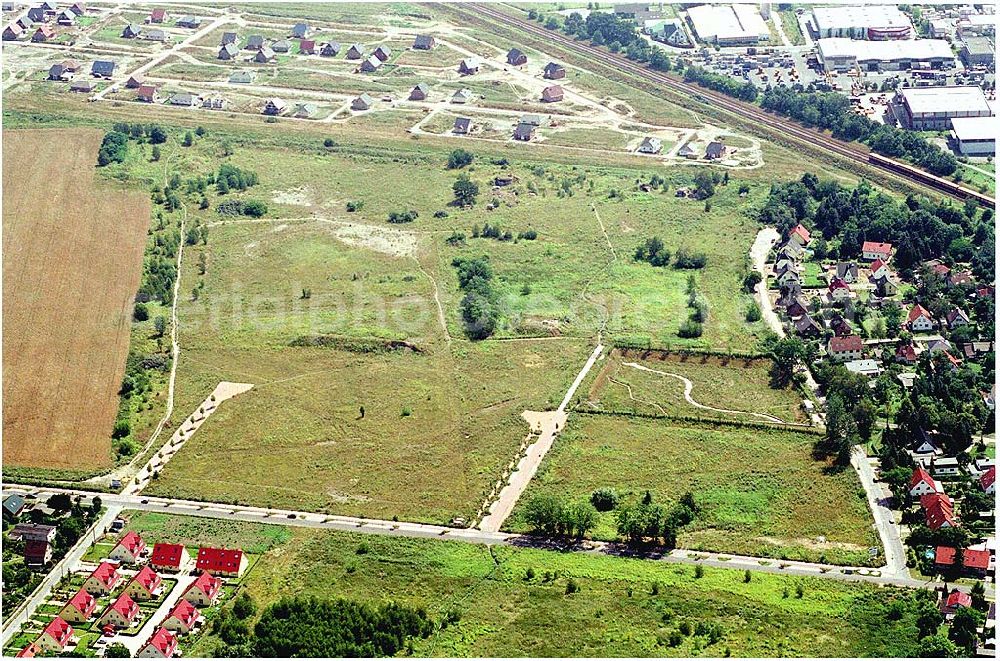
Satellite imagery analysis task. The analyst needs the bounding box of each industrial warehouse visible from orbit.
[812,5,914,40]
[816,37,956,72]
[893,85,993,130]
[686,3,769,45]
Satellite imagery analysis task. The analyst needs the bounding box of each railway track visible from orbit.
[454,3,993,207]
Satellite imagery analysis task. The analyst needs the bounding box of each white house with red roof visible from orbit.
[981,466,995,495]
[869,258,890,280]
[161,599,201,634]
[36,616,73,653]
[941,589,972,616]
[83,562,120,595]
[828,334,863,362]
[945,308,970,329]
[828,276,852,301]
[861,241,892,261]
[59,589,97,623]
[137,627,178,659]
[196,547,248,577]
[906,304,936,332]
[148,8,167,23]
[935,546,991,577]
[921,492,957,530]
[98,592,140,629]
[789,224,811,247]
[182,571,222,607]
[109,531,146,565]
[909,467,942,497]
[16,642,42,657]
[125,566,163,601]
[150,543,189,572]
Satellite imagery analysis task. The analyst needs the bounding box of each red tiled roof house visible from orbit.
[109,531,146,565]
[789,224,811,247]
[98,593,140,629]
[981,466,995,495]
[862,241,892,261]
[828,334,863,363]
[83,562,120,595]
[150,543,189,572]
[935,546,991,577]
[909,467,941,497]
[196,547,248,577]
[36,616,73,653]
[906,304,936,332]
[125,566,163,601]
[921,493,957,530]
[182,571,222,607]
[941,589,972,616]
[59,589,97,624]
[161,599,200,634]
[137,627,178,659]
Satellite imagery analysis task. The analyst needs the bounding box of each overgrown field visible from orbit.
[508,414,880,566]
[130,513,929,658]
[1,129,150,470]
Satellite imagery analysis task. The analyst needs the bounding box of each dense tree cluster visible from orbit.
[446,149,474,169]
[453,174,479,207]
[216,199,268,218]
[97,131,129,166]
[388,210,419,224]
[453,256,501,340]
[522,494,598,539]
[214,164,259,194]
[684,66,758,102]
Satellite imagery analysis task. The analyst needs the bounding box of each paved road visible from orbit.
[853,448,909,578]
[749,227,782,336]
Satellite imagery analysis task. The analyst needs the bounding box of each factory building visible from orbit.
[816,38,956,73]
[951,117,996,156]
[960,36,995,68]
[894,86,992,130]
[812,5,913,40]
[686,4,769,46]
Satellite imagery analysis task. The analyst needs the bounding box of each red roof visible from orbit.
[34,25,55,38]
[150,8,166,19]
[981,466,995,491]
[41,616,73,647]
[896,343,917,362]
[166,599,200,628]
[106,593,139,621]
[945,590,972,609]
[150,543,186,568]
[870,258,886,272]
[790,224,811,244]
[142,627,178,657]
[65,589,96,618]
[196,547,244,574]
[921,493,956,530]
[935,546,991,570]
[115,531,145,556]
[132,566,162,593]
[907,304,932,325]
[862,241,892,256]
[16,643,41,658]
[299,39,315,50]
[909,467,936,492]
[88,562,119,589]
[828,276,850,291]
[829,334,863,353]
[185,571,222,601]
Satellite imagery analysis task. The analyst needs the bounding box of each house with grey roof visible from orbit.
[263,97,287,115]
[293,103,318,118]
[169,92,197,106]
[359,55,381,72]
[176,15,200,28]
[453,116,472,134]
[218,42,239,60]
[351,93,374,110]
[291,22,309,38]
[409,83,429,100]
[458,58,478,74]
[373,44,391,61]
[451,88,473,104]
[228,69,254,84]
[346,43,364,59]
[254,45,276,62]
[320,41,340,57]
[272,39,291,52]
[246,34,265,50]
[90,60,115,77]
[513,122,536,141]
[413,34,435,49]
[121,23,141,38]
[638,136,662,154]
[220,31,238,45]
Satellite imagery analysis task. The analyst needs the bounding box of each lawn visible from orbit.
[507,414,880,566]
[122,511,292,554]
[131,514,928,658]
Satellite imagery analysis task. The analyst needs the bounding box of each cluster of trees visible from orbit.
[244,597,434,657]
[388,210,419,224]
[100,123,172,165]
[212,592,258,656]
[813,364,877,465]
[97,131,129,166]
[617,491,699,547]
[470,223,537,242]
[533,9,678,71]
[111,122,168,144]
[453,174,479,207]
[679,275,707,339]
[684,66,759,103]
[453,256,501,340]
[759,87,957,176]
[446,149,474,169]
[634,238,709,270]
[760,174,992,279]
[522,494,598,539]
[217,199,268,218]
[214,164,259,194]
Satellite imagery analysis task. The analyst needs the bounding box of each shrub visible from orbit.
[590,488,619,512]
[346,200,364,212]
[745,302,762,322]
[678,319,703,338]
[388,210,418,224]
[97,131,129,166]
[446,149,474,169]
[133,303,150,321]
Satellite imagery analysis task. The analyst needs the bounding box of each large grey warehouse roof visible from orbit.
[900,86,991,115]
[951,117,996,142]
[817,37,954,61]
[813,5,911,32]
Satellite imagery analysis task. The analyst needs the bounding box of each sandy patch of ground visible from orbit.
[324,220,418,258]
[271,187,313,206]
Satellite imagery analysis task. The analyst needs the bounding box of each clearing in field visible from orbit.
[508,414,880,566]
[120,512,928,658]
[1,129,150,470]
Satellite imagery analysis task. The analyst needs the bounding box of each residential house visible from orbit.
[861,241,892,261]
[181,572,222,607]
[176,15,200,28]
[409,83,429,101]
[9,523,56,542]
[506,47,527,65]
[148,8,167,23]
[793,314,822,338]
[299,39,316,54]
[941,589,972,616]
[828,277,851,301]
[3,494,25,521]
[16,642,42,657]
[947,270,974,288]
[845,359,881,377]
[229,70,254,84]
[220,31,238,45]
[982,386,995,412]
[789,224,811,247]
[109,531,145,564]
[413,34,435,49]
[272,39,291,53]
[925,259,950,279]
[98,593,140,629]
[924,338,952,355]
[829,314,852,336]
[161,599,200,634]
[513,122,536,141]
[196,547,248,577]
[31,25,55,42]
[373,44,391,61]
[55,9,74,25]
[785,296,809,319]
[870,258,889,280]
[519,114,543,126]
[59,590,97,624]
[930,457,961,477]
[453,116,472,134]
[359,55,381,72]
[36,617,73,654]
[345,43,364,59]
[543,61,566,79]
[319,41,340,57]
[70,3,86,16]
[168,92,197,106]
[202,94,226,110]
[69,79,96,92]
[144,28,167,41]
[895,343,917,364]
[961,341,994,359]
[458,58,479,75]
[246,34,265,50]
[125,73,144,88]
[91,59,116,77]
[677,143,697,159]
[835,262,858,283]
[828,334,863,362]
[922,492,957,530]
[871,274,899,297]
[946,308,970,329]
[136,627,177,659]
[263,97,287,115]
[24,540,51,567]
[910,467,943,497]
[136,84,159,103]
[125,566,163,601]
[218,42,239,60]
[778,242,802,260]
[981,466,995,495]
[906,304,936,332]
[541,84,563,102]
[351,93,373,110]
[291,22,309,38]
[935,546,990,577]
[637,136,662,154]
[774,256,796,274]
[254,45,276,63]
[451,88,472,103]
[705,140,727,160]
[293,103,317,118]
[3,24,23,40]
[83,562,120,595]
[775,264,800,287]
[25,6,43,22]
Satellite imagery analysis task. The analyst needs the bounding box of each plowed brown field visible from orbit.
[3,129,149,469]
